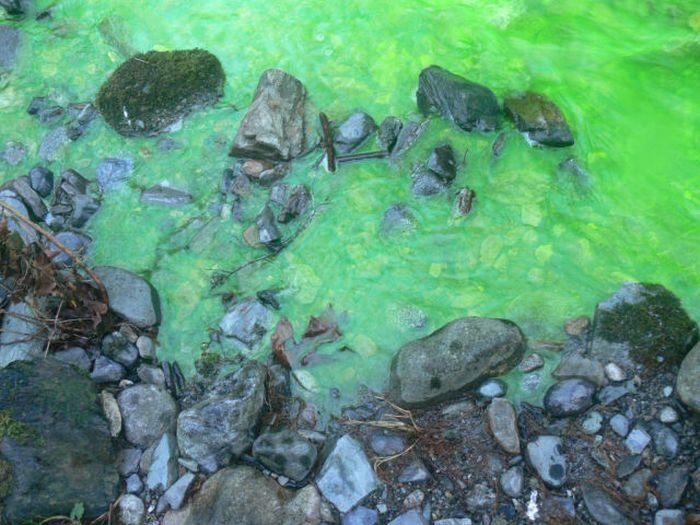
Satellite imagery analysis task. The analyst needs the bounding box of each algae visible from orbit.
[0,410,40,446]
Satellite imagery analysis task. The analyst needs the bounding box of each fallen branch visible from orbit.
[336,150,389,164]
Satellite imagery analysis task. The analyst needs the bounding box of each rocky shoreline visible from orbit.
[1,20,699,524]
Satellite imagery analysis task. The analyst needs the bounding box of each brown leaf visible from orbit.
[271,317,295,370]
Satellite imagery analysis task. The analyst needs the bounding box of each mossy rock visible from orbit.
[95,49,225,137]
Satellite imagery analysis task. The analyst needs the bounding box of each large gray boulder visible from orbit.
[0,300,46,368]
[677,341,700,413]
[167,465,320,525]
[588,283,698,371]
[388,317,525,407]
[177,361,266,469]
[95,266,161,328]
[0,358,119,522]
[230,69,309,161]
[416,65,500,132]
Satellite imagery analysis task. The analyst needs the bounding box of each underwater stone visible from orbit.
[369,430,407,456]
[378,116,403,152]
[38,125,70,162]
[453,186,476,217]
[28,166,54,197]
[1,141,27,166]
[380,203,416,235]
[504,91,574,147]
[389,317,524,408]
[252,429,318,481]
[141,184,193,207]
[96,49,225,137]
[0,25,20,70]
[95,266,161,328]
[278,184,311,224]
[411,167,448,196]
[426,143,457,182]
[553,353,606,386]
[96,157,134,190]
[416,65,500,132]
[219,297,271,348]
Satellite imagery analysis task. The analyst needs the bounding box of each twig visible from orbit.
[0,201,109,306]
[319,112,336,172]
[336,151,389,164]
[373,440,418,471]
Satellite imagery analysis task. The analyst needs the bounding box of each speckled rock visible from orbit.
[500,466,524,497]
[676,341,700,413]
[253,429,318,481]
[526,435,567,488]
[118,384,178,448]
[504,91,574,147]
[582,484,633,525]
[95,266,161,328]
[487,397,520,454]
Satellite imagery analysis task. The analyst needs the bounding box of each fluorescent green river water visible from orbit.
[2,0,699,414]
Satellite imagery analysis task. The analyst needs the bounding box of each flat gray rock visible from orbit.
[526,435,567,488]
[141,184,193,207]
[316,434,380,513]
[487,397,520,454]
[387,509,429,525]
[343,506,379,525]
[388,317,524,407]
[146,432,179,492]
[500,466,524,497]
[95,266,161,327]
[655,465,689,508]
[158,472,196,513]
[553,353,605,386]
[252,429,318,482]
[581,484,633,525]
[118,384,177,448]
[218,297,271,348]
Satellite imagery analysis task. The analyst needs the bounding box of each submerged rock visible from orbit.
[0,358,118,521]
[96,157,134,190]
[0,26,20,71]
[95,49,225,137]
[426,144,457,182]
[676,341,700,413]
[219,297,271,348]
[95,266,161,328]
[278,184,311,224]
[252,429,318,481]
[230,69,309,161]
[141,184,193,207]
[388,317,525,407]
[453,187,476,217]
[378,116,403,152]
[334,110,377,153]
[416,65,500,132]
[380,203,416,235]
[411,168,448,196]
[48,169,101,229]
[504,91,574,147]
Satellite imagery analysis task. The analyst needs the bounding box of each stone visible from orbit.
[101,390,122,437]
[230,69,309,161]
[616,454,642,479]
[397,460,431,483]
[47,231,92,267]
[95,266,161,328]
[625,426,651,454]
[90,355,126,383]
[39,106,65,125]
[316,434,380,513]
[388,317,525,407]
[526,435,567,488]
[141,184,193,207]
[581,484,633,525]
[623,468,653,499]
[147,432,179,492]
[53,347,90,370]
[126,473,143,494]
[434,520,472,525]
[0,358,118,521]
[117,448,142,476]
[96,157,134,190]
[649,421,679,459]
[138,364,166,387]
[453,187,476,217]
[581,410,603,434]
[598,382,635,405]
[565,316,590,336]
[218,297,271,348]
[487,397,520,454]
[658,406,679,424]
[544,378,596,417]
[387,509,429,525]
[136,335,156,360]
[391,119,429,159]
[654,510,686,525]
[47,169,100,229]
[541,497,576,522]
[177,362,266,468]
[28,166,54,197]
[95,49,225,137]
[0,191,39,245]
[504,91,574,147]
[278,184,311,223]
[118,494,145,525]
[377,116,402,152]
[426,143,457,182]
[677,341,700,413]
[0,300,46,368]
[343,506,379,525]
[604,362,626,382]
[3,176,47,220]
[369,430,407,456]
[118,384,178,448]
[610,414,630,437]
[1,141,27,166]
[255,205,281,245]
[500,466,524,497]
[402,488,425,508]
[588,283,698,370]
[416,65,500,132]
[38,126,70,162]
[655,465,689,508]
[466,482,496,509]
[380,203,416,235]
[170,465,321,525]
[553,353,606,386]
[519,353,545,372]
[158,472,195,513]
[411,168,448,196]
[0,25,20,70]
[477,378,507,398]
[252,429,318,482]
[334,110,377,153]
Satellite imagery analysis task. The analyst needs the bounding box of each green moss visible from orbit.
[0,410,40,446]
[194,350,223,378]
[0,458,12,501]
[95,49,225,136]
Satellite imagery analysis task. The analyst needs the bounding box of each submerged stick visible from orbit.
[336,150,389,164]
[319,112,336,172]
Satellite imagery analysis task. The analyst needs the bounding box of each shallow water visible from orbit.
[2,0,699,414]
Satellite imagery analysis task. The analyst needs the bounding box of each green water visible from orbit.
[2,1,699,413]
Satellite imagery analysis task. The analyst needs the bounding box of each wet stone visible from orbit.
[599,382,635,405]
[582,484,633,525]
[343,506,379,525]
[4,176,48,220]
[95,266,161,328]
[218,297,271,348]
[625,426,651,454]
[369,430,407,456]
[157,472,196,513]
[521,372,541,393]
[0,25,20,70]
[28,166,54,197]
[101,390,122,438]
[500,466,524,497]
[411,168,448,196]
[623,468,652,499]
[426,143,457,182]
[90,355,126,383]
[519,353,545,373]
[655,465,689,508]
[334,110,377,153]
[38,125,70,161]
[27,96,48,116]
[141,184,193,207]
[434,520,472,525]
[677,341,700,413]
[616,454,642,479]
[544,378,596,417]
[466,483,496,509]
[117,448,143,476]
[38,106,65,125]
[478,379,508,398]
[252,429,318,482]
[391,119,429,159]
[125,473,143,494]
[146,432,179,492]
[504,91,574,147]
[136,335,156,360]
[526,435,567,488]
[453,187,475,217]
[398,459,431,483]
[269,182,290,205]
[381,203,416,235]
[541,496,576,522]
[377,116,403,152]
[118,384,178,448]
[255,205,281,245]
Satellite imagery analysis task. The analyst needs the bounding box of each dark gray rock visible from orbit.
[582,484,633,525]
[416,65,500,132]
[90,355,125,383]
[3,176,47,220]
[616,454,642,479]
[157,472,195,513]
[170,465,321,525]
[177,362,266,468]
[369,431,407,456]
[378,116,402,152]
[343,506,379,525]
[504,91,574,147]
[218,297,271,348]
[269,182,290,205]
[38,125,70,161]
[0,300,46,368]
[389,317,524,407]
[141,184,193,207]
[526,435,567,488]
[397,460,431,483]
[0,1,29,17]
[53,346,90,370]
[230,69,309,161]
[278,184,311,224]
[0,358,118,521]
[380,203,416,235]
[487,397,520,454]
[654,510,685,525]
[38,106,65,126]
[95,49,225,137]
[0,25,20,70]
[623,468,652,499]
[655,465,689,508]
[47,169,100,229]
[95,266,161,328]
[47,230,92,267]
[1,141,27,166]
[118,384,178,448]
[253,429,317,481]
[426,144,457,182]
[28,166,54,198]
[411,168,448,196]
[96,157,134,191]
[677,341,700,413]
[146,432,179,492]
[334,111,377,153]
[477,378,507,398]
[27,96,48,116]
[316,434,380,513]
[500,466,524,497]
[255,205,281,245]
[588,283,698,370]
[610,414,630,437]
[391,119,429,159]
[553,353,606,386]
[117,448,142,476]
[544,378,596,417]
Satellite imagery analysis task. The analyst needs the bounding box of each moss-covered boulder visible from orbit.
[95,49,225,137]
[0,358,119,522]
